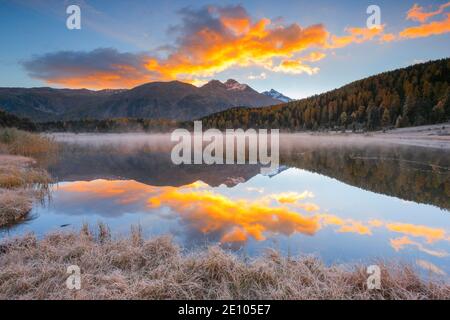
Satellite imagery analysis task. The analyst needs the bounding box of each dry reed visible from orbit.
[0,225,448,300]
[0,128,57,157]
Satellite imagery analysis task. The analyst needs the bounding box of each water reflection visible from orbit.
[51,178,450,246]
[1,133,450,276]
[280,140,450,210]
[47,134,450,209]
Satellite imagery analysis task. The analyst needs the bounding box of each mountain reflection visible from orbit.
[279,140,450,210]
[54,179,450,251]
[48,135,449,209]
[58,179,320,242]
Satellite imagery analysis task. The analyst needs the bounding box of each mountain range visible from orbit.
[0,79,285,122]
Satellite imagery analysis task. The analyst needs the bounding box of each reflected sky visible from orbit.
[2,133,449,277]
[3,166,450,277]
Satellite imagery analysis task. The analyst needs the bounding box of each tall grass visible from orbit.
[0,189,33,227]
[0,128,57,157]
[0,225,448,300]
[0,128,54,227]
[0,161,51,189]
[0,155,51,227]
[0,158,50,227]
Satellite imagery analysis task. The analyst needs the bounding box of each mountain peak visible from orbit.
[202,79,249,91]
[262,89,292,103]
[224,79,239,85]
[201,79,225,89]
[224,79,248,91]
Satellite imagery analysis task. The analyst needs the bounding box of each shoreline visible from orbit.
[1,226,449,300]
[0,155,51,228]
[48,122,450,150]
[0,129,54,228]
[308,123,450,149]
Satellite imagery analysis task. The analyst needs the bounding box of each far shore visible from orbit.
[296,122,450,149]
[47,122,450,150]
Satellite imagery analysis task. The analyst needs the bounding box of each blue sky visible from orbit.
[0,0,449,98]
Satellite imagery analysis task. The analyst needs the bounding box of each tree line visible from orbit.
[0,110,36,131]
[280,144,450,210]
[36,118,179,133]
[201,58,450,131]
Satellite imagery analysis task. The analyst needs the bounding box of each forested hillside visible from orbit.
[0,110,36,131]
[202,58,450,131]
[38,118,178,133]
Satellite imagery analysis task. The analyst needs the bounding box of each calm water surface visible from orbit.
[2,133,449,276]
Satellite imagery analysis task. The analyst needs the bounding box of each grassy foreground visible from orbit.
[0,225,448,300]
[0,128,54,227]
[0,128,57,157]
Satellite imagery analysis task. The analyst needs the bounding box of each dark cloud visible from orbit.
[169,5,230,45]
[23,48,148,79]
[21,48,156,88]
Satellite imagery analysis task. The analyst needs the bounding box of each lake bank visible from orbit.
[0,155,50,227]
[0,129,54,228]
[294,122,450,150]
[1,225,449,300]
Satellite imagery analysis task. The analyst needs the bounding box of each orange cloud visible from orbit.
[59,179,152,197]
[56,179,450,254]
[58,179,159,204]
[390,236,448,258]
[293,202,321,212]
[220,226,248,242]
[220,16,251,36]
[62,180,376,242]
[391,236,415,251]
[319,214,372,236]
[386,223,447,243]
[271,59,320,75]
[148,11,330,82]
[59,180,323,244]
[25,4,450,89]
[302,51,327,62]
[406,2,450,23]
[400,13,450,39]
[380,33,396,42]
[24,5,393,89]
[337,221,372,236]
[147,186,321,243]
[267,191,314,204]
[416,259,446,275]
[55,179,450,261]
[328,25,387,48]
[262,191,320,212]
[44,71,149,90]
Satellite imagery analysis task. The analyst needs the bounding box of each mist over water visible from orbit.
[3,133,450,277]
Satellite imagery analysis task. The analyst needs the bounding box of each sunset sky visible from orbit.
[1,0,449,98]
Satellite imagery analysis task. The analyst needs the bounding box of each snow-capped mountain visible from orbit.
[262,89,292,103]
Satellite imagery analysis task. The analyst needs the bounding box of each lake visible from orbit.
[2,133,449,276]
